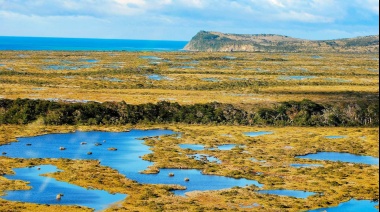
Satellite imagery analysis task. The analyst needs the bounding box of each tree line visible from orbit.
[0,98,378,127]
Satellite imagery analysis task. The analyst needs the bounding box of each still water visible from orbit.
[0,130,262,203]
[296,152,379,165]
[3,165,126,211]
[308,199,378,212]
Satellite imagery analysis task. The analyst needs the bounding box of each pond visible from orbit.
[101,77,124,82]
[296,152,379,165]
[170,66,195,69]
[308,199,378,212]
[139,56,162,60]
[79,59,98,63]
[42,65,78,70]
[178,144,205,150]
[223,56,236,60]
[279,76,316,80]
[324,78,352,83]
[188,154,221,164]
[212,144,238,150]
[147,74,171,81]
[42,65,93,70]
[290,164,323,168]
[244,131,273,137]
[145,169,262,196]
[367,68,379,72]
[229,77,247,81]
[184,60,199,64]
[257,189,316,198]
[3,165,126,211]
[325,135,347,139]
[0,130,262,200]
[201,78,220,82]
[294,67,308,72]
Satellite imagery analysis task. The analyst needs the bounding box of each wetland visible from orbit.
[0,50,378,211]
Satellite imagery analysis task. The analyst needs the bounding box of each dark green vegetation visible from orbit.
[184,31,379,52]
[1,98,378,126]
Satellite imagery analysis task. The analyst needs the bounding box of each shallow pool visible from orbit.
[325,135,347,139]
[140,56,162,60]
[308,199,378,212]
[213,144,237,150]
[3,165,126,211]
[296,152,379,165]
[257,189,316,198]
[0,130,262,199]
[201,78,220,82]
[189,154,221,164]
[279,76,316,80]
[290,164,323,168]
[147,74,171,80]
[178,144,205,150]
[244,131,273,137]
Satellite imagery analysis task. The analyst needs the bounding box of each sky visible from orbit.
[0,0,378,41]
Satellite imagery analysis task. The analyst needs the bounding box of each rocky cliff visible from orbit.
[184,31,379,53]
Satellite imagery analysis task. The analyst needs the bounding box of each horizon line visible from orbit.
[0,35,189,42]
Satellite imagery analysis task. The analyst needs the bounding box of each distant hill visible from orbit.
[184,31,379,53]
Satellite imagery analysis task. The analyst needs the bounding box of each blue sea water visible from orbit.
[0,36,188,51]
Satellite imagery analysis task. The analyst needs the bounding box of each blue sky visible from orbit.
[0,0,378,41]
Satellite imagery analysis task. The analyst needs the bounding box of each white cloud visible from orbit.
[276,11,334,23]
[0,0,378,40]
[357,0,379,15]
[268,0,285,8]
[178,0,204,8]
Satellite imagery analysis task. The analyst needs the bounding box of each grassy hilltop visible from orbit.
[184,31,379,53]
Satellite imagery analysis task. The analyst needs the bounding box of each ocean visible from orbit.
[0,36,188,51]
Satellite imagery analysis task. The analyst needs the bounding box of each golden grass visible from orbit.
[0,50,378,211]
[0,51,378,108]
[0,123,378,211]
